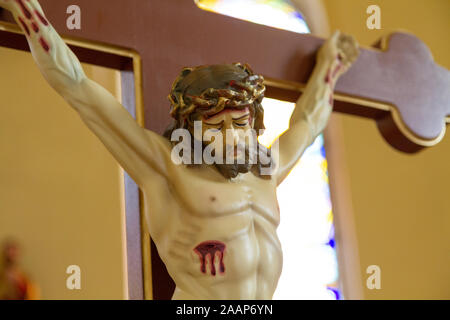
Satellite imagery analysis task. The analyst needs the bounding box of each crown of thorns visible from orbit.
[168,63,265,122]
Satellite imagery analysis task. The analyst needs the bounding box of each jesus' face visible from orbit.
[165,63,271,179]
[189,106,260,178]
[200,106,253,158]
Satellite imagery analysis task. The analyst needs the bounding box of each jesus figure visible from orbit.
[0,0,359,299]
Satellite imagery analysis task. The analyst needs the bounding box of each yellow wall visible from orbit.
[0,47,127,299]
[323,0,450,299]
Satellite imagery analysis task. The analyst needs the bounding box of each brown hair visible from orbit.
[163,63,266,138]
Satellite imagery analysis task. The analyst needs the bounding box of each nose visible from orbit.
[222,127,239,159]
[225,126,240,148]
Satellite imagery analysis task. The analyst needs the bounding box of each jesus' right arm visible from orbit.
[0,0,173,188]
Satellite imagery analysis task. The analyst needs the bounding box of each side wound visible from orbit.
[194,240,226,276]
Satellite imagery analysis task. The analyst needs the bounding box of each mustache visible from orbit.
[216,142,258,164]
[225,142,248,155]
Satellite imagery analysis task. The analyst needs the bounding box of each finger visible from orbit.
[338,33,348,44]
[347,43,359,64]
[340,36,354,53]
[348,50,359,64]
[344,35,358,51]
[330,30,340,44]
[351,40,360,61]
[339,34,359,63]
[346,35,359,50]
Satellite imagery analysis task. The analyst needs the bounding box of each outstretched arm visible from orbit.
[0,0,172,186]
[274,31,359,185]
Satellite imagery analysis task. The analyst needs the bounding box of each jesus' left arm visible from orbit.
[274,31,359,185]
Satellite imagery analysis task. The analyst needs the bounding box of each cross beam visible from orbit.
[2,0,448,152]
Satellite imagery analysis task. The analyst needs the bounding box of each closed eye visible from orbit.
[205,124,223,131]
[205,120,224,131]
[233,113,250,127]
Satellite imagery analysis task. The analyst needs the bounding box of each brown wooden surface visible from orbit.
[3,0,449,151]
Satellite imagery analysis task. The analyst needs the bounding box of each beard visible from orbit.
[212,143,262,179]
[184,137,274,179]
[215,160,253,179]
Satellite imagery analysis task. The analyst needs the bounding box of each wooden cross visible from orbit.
[1,0,449,299]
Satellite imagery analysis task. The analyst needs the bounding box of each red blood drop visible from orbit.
[18,17,30,36]
[39,37,50,52]
[15,0,31,19]
[324,69,331,84]
[332,63,342,79]
[34,10,49,26]
[194,240,226,276]
[31,22,39,33]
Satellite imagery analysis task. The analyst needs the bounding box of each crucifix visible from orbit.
[0,0,448,300]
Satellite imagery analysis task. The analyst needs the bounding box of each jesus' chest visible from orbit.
[170,166,280,224]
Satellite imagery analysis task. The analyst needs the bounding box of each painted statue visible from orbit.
[0,0,359,299]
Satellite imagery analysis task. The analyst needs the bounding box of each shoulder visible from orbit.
[144,128,173,152]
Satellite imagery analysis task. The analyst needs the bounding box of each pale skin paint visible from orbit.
[0,0,359,299]
[196,107,253,161]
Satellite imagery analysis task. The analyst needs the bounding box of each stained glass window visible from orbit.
[195,0,342,300]
[195,0,310,34]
